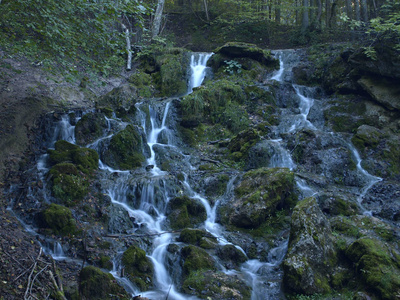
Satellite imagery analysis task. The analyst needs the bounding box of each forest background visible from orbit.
[0,0,399,79]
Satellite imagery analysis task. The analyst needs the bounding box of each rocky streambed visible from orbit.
[1,43,400,300]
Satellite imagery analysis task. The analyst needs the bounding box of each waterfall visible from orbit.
[7,48,393,300]
[187,52,213,93]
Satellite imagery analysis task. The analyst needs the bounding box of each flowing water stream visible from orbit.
[8,50,385,300]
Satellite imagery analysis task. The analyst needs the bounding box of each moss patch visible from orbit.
[79,266,129,300]
[103,124,146,170]
[346,237,400,299]
[40,203,76,236]
[167,196,207,230]
[121,245,154,291]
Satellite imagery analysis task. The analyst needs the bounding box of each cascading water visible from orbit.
[187,52,213,94]
[7,48,391,300]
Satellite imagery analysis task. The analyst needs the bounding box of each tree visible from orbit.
[302,0,309,31]
[152,0,166,37]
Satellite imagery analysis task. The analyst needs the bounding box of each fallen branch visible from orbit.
[107,230,182,238]
[200,157,221,165]
[24,247,42,300]
[49,270,67,300]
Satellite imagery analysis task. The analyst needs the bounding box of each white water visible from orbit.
[10,50,389,300]
[187,53,213,93]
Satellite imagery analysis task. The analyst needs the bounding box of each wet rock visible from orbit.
[121,245,154,291]
[358,76,400,111]
[346,237,400,299]
[75,112,108,146]
[283,197,336,295]
[363,181,400,221]
[216,244,247,269]
[102,124,147,170]
[79,266,130,299]
[220,167,297,229]
[166,195,207,230]
[106,204,135,234]
[182,270,251,299]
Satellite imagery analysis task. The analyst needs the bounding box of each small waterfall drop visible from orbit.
[187,52,213,93]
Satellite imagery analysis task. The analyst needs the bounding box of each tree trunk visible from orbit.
[152,0,165,38]
[275,0,281,23]
[302,0,309,32]
[122,24,132,71]
[355,0,361,21]
[316,0,322,28]
[203,0,209,21]
[361,0,368,22]
[345,0,352,19]
[326,0,331,28]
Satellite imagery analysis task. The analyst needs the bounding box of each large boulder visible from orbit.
[346,237,400,299]
[39,203,76,236]
[79,266,130,300]
[166,195,207,230]
[102,124,147,170]
[213,42,278,67]
[358,76,400,112]
[75,112,108,146]
[283,197,337,295]
[121,245,154,291]
[182,270,251,299]
[220,167,297,228]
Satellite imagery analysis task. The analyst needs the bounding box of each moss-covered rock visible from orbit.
[49,164,90,205]
[96,84,137,119]
[221,167,296,228]
[216,244,247,269]
[182,270,251,299]
[283,197,336,295]
[137,47,189,97]
[47,141,98,205]
[212,42,278,68]
[181,245,216,276]
[40,203,76,236]
[345,237,400,299]
[75,112,108,146]
[48,140,99,174]
[102,124,146,170]
[227,128,260,163]
[121,245,154,290]
[178,228,217,249]
[128,71,156,98]
[166,196,207,230]
[79,266,130,300]
[180,79,247,132]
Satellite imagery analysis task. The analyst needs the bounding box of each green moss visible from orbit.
[228,128,259,153]
[178,228,217,248]
[182,270,251,299]
[121,245,153,290]
[105,124,145,170]
[41,203,76,236]
[128,71,155,98]
[79,266,129,300]
[181,245,216,276]
[99,255,113,270]
[48,140,99,174]
[346,237,400,299]
[180,79,247,132]
[75,112,107,146]
[167,196,207,230]
[158,53,187,96]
